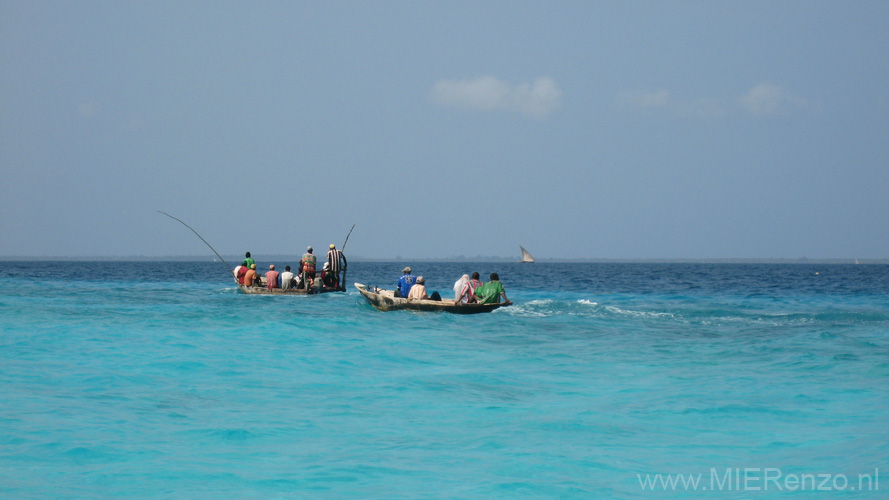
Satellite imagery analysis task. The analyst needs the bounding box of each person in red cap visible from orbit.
[265,265,279,290]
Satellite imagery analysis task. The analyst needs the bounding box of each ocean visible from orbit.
[1,261,887,499]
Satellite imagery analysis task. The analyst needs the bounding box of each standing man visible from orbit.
[326,244,347,290]
[299,246,317,289]
[243,252,255,269]
[396,267,415,298]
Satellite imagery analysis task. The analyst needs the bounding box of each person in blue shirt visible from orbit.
[396,267,415,298]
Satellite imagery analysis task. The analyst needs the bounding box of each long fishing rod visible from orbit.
[157,211,234,279]
[339,224,355,291]
[342,223,356,251]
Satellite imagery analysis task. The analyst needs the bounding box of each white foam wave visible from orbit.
[525,299,557,306]
[503,302,553,318]
[503,298,607,318]
[603,305,676,320]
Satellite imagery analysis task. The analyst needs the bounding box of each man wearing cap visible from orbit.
[244,264,258,287]
[321,262,336,288]
[396,266,415,298]
[299,247,317,289]
[265,264,280,290]
[326,243,347,289]
[407,276,429,300]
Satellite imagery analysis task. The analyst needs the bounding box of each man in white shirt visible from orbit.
[280,265,295,289]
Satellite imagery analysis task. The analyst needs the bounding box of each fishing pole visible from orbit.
[339,224,355,291]
[157,211,234,280]
[342,223,356,251]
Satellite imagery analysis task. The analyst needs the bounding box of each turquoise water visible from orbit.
[2,262,888,499]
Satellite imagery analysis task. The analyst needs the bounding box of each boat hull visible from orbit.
[237,284,343,295]
[355,283,509,314]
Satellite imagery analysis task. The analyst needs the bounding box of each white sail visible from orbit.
[519,245,535,263]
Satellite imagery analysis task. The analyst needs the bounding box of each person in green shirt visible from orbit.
[242,251,255,269]
[475,273,512,305]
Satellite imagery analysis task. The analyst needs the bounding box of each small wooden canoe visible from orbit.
[355,283,510,314]
[237,278,344,295]
[237,285,344,295]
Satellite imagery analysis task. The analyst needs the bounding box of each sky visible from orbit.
[2,1,888,260]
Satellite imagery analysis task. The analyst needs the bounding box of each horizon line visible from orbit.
[1,255,886,264]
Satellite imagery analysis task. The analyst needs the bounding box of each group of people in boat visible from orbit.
[395,267,511,305]
[233,246,347,291]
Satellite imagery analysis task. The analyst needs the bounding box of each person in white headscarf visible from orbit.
[453,274,476,303]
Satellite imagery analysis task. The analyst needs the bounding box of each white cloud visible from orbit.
[738,83,809,116]
[432,76,562,117]
[617,89,726,118]
[618,83,812,118]
[617,89,670,109]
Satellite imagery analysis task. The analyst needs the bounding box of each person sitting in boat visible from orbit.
[299,246,316,289]
[475,273,512,305]
[321,262,338,289]
[453,274,478,304]
[396,267,415,298]
[265,264,280,291]
[406,276,441,301]
[470,272,484,293]
[236,264,249,285]
[280,265,295,289]
[244,264,258,287]
[407,276,429,300]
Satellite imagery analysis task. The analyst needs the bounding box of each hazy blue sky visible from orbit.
[3,1,888,260]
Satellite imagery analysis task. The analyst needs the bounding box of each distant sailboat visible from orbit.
[519,245,536,263]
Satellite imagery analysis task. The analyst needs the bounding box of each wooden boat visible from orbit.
[237,284,343,295]
[355,283,510,314]
[158,212,352,296]
[519,245,536,263]
[237,276,344,295]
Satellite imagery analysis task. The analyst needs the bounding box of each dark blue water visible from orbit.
[2,262,887,498]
